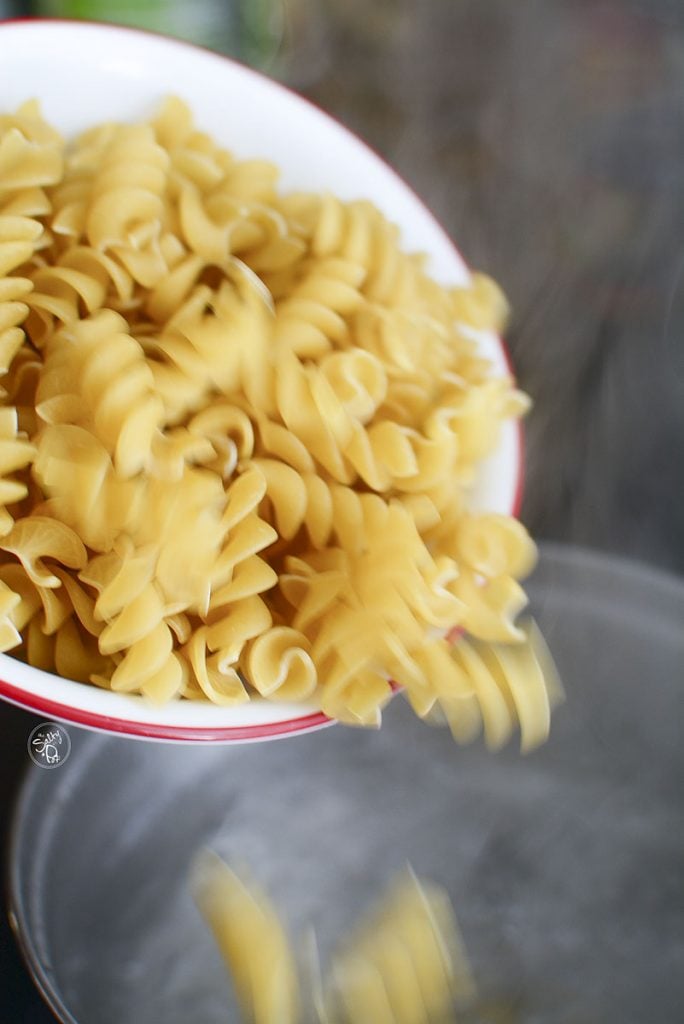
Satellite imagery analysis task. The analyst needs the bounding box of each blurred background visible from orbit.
[1,0,683,1019]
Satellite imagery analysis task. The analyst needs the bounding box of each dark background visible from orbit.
[1,1,683,1020]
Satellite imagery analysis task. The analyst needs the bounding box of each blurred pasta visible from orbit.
[191,852,475,1024]
[192,851,300,1024]
[0,97,558,745]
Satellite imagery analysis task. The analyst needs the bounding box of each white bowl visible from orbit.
[0,19,522,742]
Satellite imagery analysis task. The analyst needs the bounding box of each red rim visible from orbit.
[0,677,333,741]
[0,18,525,742]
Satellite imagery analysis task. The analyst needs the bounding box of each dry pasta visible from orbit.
[191,853,475,1024]
[0,97,558,742]
[321,870,476,1024]
[191,851,300,1024]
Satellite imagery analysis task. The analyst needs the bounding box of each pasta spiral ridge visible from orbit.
[0,214,42,374]
[37,309,164,477]
[80,551,186,702]
[0,103,63,223]
[50,122,170,289]
[278,194,425,309]
[173,180,306,276]
[273,504,466,726]
[0,107,63,369]
[147,271,276,424]
[0,406,36,537]
[272,256,366,358]
[0,558,113,680]
[407,624,563,753]
[25,244,136,346]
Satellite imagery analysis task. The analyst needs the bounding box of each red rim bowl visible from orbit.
[0,19,523,742]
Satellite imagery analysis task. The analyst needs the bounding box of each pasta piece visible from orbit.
[451,271,509,333]
[280,194,426,311]
[245,626,318,701]
[191,851,299,1024]
[187,402,254,480]
[54,617,112,685]
[0,515,86,588]
[2,343,42,437]
[147,271,276,424]
[0,405,35,535]
[324,870,474,1024]
[0,214,42,374]
[26,614,55,671]
[50,121,170,287]
[182,627,249,705]
[0,578,22,651]
[451,570,529,644]
[37,309,164,478]
[409,624,563,752]
[0,558,72,637]
[32,424,141,551]
[0,112,62,371]
[26,247,129,342]
[273,256,366,358]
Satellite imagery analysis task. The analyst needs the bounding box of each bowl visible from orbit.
[8,544,684,1023]
[0,19,521,742]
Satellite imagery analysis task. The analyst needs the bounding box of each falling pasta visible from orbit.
[191,852,475,1024]
[0,96,559,743]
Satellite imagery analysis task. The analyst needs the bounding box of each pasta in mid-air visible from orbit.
[0,97,560,744]
[191,852,476,1024]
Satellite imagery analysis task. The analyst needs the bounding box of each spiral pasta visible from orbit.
[0,407,35,536]
[191,851,300,1024]
[0,96,556,745]
[1,104,63,373]
[0,579,22,652]
[36,308,164,477]
[323,870,474,1024]
[25,244,135,345]
[192,853,474,1024]
[0,215,41,375]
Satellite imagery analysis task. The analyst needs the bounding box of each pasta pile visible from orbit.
[191,851,475,1024]
[0,97,556,741]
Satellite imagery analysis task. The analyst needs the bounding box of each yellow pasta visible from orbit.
[323,870,475,1024]
[407,623,563,752]
[0,96,558,745]
[246,626,318,702]
[1,104,63,368]
[191,851,300,1024]
[37,308,165,477]
[0,406,35,536]
[0,214,41,375]
[192,853,475,1024]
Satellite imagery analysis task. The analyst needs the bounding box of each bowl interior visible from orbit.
[9,545,684,1023]
[0,20,519,739]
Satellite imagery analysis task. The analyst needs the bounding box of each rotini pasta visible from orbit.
[192,852,300,1024]
[322,870,475,1024]
[0,406,35,537]
[37,308,165,477]
[0,96,558,745]
[192,853,475,1024]
[0,214,41,375]
[1,104,63,374]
